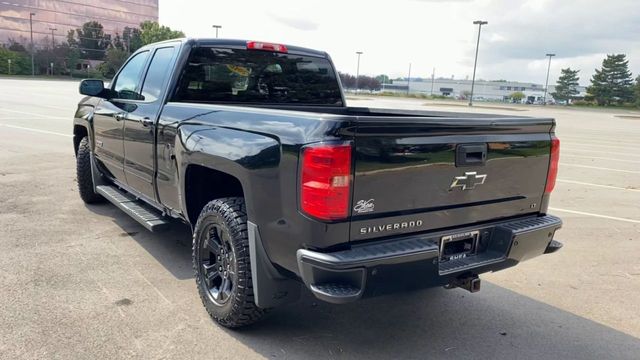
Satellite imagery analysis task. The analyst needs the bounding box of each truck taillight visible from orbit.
[300,143,352,221]
[545,136,560,193]
[246,41,288,53]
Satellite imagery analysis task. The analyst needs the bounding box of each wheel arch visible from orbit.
[175,125,281,227]
[73,124,88,156]
[183,164,246,226]
[72,98,100,156]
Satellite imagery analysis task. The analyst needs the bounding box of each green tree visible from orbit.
[634,75,640,106]
[0,48,31,75]
[376,74,390,84]
[509,91,525,102]
[587,54,634,105]
[339,72,356,88]
[7,38,27,53]
[65,46,81,73]
[359,75,381,91]
[123,26,143,52]
[552,68,580,102]
[139,21,184,46]
[100,47,129,78]
[66,29,78,48]
[111,33,125,51]
[72,21,109,60]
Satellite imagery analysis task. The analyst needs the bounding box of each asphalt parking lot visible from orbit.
[0,78,639,359]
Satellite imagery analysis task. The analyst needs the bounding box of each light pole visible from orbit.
[543,53,556,105]
[407,62,412,95]
[430,67,435,95]
[49,27,57,49]
[48,28,57,75]
[355,51,363,94]
[212,25,222,38]
[29,12,35,76]
[469,20,488,106]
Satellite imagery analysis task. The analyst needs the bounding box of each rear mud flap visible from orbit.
[248,221,301,308]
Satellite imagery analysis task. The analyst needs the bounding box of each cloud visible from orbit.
[453,0,640,83]
[160,0,640,84]
[476,0,640,61]
[269,13,319,31]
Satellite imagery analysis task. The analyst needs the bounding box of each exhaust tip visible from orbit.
[470,277,481,293]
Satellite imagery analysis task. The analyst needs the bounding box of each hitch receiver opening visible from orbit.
[445,274,481,293]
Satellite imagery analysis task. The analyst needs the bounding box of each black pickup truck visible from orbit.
[73,38,562,328]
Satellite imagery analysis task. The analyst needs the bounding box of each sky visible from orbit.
[159,0,640,86]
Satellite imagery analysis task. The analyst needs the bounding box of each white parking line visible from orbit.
[549,207,640,224]
[563,142,635,151]
[0,124,71,137]
[557,179,640,192]
[559,163,640,174]
[0,100,70,112]
[560,137,638,147]
[562,148,633,157]
[561,154,640,164]
[0,108,68,120]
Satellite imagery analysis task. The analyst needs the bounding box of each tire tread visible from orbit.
[192,197,266,328]
[76,137,104,204]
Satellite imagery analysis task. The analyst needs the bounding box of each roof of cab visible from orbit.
[140,38,329,58]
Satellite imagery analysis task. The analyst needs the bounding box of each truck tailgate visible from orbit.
[350,117,554,241]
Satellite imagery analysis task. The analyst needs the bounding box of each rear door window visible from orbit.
[141,46,176,102]
[173,47,343,106]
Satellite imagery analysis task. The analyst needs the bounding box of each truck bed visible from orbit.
[160,101,554,244]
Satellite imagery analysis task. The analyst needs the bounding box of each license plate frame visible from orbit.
[440,230,479,262]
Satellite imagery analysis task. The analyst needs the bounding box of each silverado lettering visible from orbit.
[360,220,424,234]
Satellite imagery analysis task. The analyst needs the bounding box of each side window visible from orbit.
[113,51,149,100]
[141,47,176,102]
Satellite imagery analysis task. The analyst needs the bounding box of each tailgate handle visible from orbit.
[456,144,487,167]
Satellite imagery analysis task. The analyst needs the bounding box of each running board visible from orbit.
[95,185,170,232]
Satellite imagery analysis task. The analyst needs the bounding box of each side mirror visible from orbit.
[79,79,106,97]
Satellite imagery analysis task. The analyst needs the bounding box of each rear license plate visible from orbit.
[440,231,479,262]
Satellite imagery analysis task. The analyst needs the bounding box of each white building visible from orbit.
[383,78,587,103]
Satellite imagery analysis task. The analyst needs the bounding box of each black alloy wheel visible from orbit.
[199,223,236,305]
[192,197,265,328]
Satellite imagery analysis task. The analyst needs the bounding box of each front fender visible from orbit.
[73,96,101,151]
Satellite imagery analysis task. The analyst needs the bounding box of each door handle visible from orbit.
[139,117,154,127]
[114,112,126,121]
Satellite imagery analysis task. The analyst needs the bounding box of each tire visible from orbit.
[76,136,104,204]
[192,197,265,328]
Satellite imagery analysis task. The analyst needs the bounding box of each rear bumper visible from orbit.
[297,214,562,304]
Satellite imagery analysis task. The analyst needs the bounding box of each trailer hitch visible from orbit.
[444,274,481,293]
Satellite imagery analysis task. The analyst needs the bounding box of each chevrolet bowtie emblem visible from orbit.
[450,171,487,190]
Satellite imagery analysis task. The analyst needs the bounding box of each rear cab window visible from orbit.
[172,47,343,106]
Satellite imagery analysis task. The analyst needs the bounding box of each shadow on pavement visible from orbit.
[84,202,194,280]
[86,203,640,359]
[233,286,640,359]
